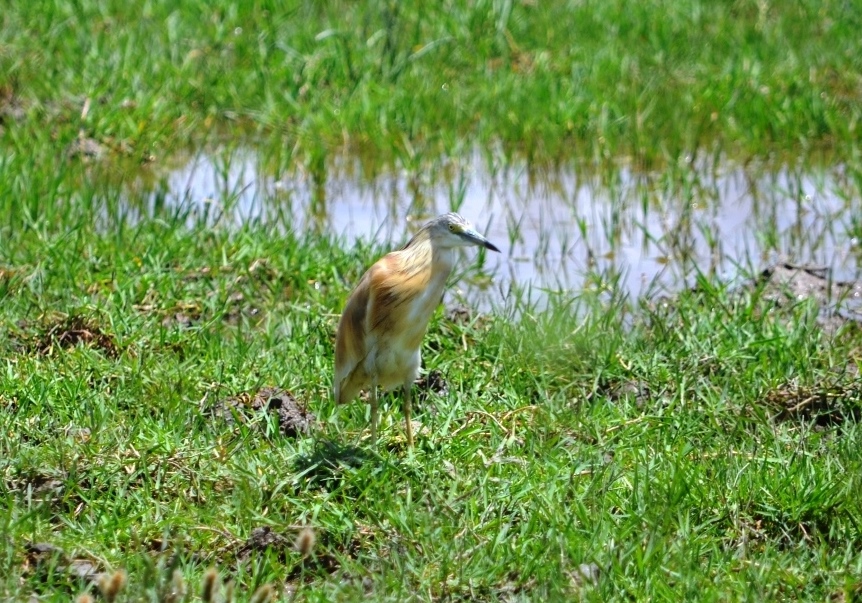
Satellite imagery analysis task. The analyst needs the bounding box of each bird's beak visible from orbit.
[461,228,501,253]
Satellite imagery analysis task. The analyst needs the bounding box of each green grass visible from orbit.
[2,202,862,600]
[2,0,861,168]
[3,0,862,600]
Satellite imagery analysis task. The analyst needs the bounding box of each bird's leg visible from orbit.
[370,381,379,445]
[403,383,414,448]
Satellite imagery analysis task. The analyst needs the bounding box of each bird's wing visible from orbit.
[334,268,372,404]
[334,250,432,403]
[366,251,431,332]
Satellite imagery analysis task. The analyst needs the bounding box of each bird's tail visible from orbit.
[333,369,363,405]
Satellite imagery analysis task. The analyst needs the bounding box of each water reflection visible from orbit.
[137,148,860,308]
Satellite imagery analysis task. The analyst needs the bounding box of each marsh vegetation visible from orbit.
[2,0,862,600]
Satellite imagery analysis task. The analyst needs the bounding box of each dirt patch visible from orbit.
[22,541,106,589]
[146,294,260,328]
[445,303,492,328]
[66,131,106,161]
[755,262,862,334]
[213,525,349,589]
[414,369,449,405]
[233,526,295,564]
[445,304,474,324]
[207,387,317,438]
[4,468,96,524]
[831,581,862,603]
[232,526,336,572]
[0,84,26,126]
[33,315,120,357]
[160,305,202,329]
[8,315,121,358]
[222,291,262,325]
[599,378,650,407]
[763,375,862,425]
[758,263,862,305]
[5,472,66,504]
[0,265,21,286]
[135,261,269,328]
[134,295,202,330]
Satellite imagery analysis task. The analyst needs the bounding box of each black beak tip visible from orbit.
[484,240,501,253]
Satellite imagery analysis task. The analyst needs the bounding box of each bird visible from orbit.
[334,212,500,447]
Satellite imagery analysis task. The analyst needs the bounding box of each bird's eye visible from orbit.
[448,224,455,232]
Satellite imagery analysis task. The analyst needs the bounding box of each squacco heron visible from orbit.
[334,213,500,447]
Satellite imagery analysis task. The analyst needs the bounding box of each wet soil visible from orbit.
[207,387,317,438]
[21,541,105,590]
[756,262,862,334]
[414,369,449,405]
[12,315,121,358]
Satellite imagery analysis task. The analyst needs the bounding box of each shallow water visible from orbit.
[134,148,861,309]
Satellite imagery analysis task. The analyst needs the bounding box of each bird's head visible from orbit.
[426,213,501,252]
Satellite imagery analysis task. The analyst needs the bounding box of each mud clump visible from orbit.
[208,387,316,438]
[601,378,650,407]
[0,84,25,126]
[756,262,862,335]
[223,291,261,325]
[414,369,449,406]
[758,263,862,305]
[764,375,862,426]
[6,472,66,504]
[66,132,106,161]
[445,304,474,324]
[234,527,293,563]
[159,307,201,329]
[733,263,862,424]
[29,315,120,358]
[22,541,105,588]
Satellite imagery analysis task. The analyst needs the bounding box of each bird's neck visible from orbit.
[403,231,457,282]
[431,245,457,277]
